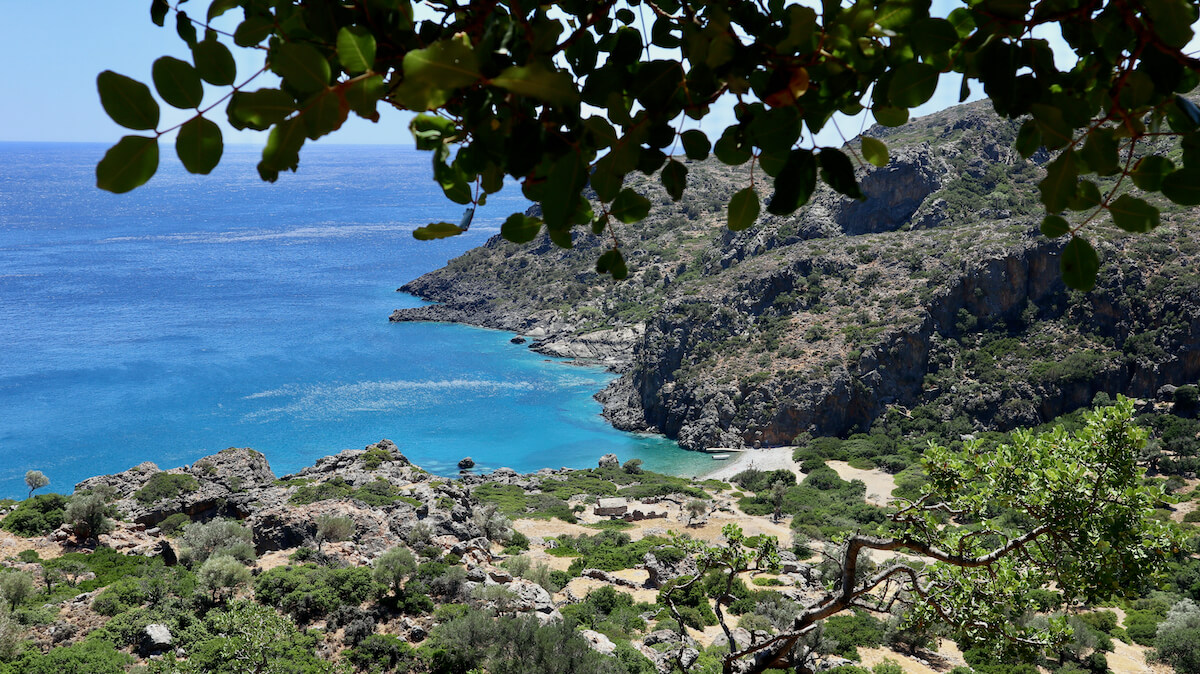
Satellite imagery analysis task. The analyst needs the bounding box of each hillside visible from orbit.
[393,100,1200,451]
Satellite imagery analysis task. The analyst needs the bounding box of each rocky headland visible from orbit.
[391,100,1200,452]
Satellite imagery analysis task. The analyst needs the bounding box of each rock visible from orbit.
[508,579,555,613]
[580,629,616,655]
[141,624,173,655]
[643,551,698,589]
[643,630,696,648]
[510,336,526,344]
[487,568,513,584]
[598,454,619,469]
[458,457,475,470]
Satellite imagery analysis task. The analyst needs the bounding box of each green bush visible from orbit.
[134,472,198,504]
[0,638,133,674]
[157,513,191,536]
[253,565,377,623]
[346,633,418,672]
[822,611,885,660]
[1,494,67,537]
[1124,609,1164,646]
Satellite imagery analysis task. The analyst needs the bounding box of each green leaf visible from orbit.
[152,57,203,109]
[151,0,169,26]
[228,88,296,131]
[1131,155,1175,191]
[345,75,386,121]
[713,127,752,165]
[1162,168,1200,205]
[1080,128,1119,176]
[818,149,864,200]
[273,43,330,95]
[302,91,346,140]
[97,71,160,131]
[404,36,479,89]
[861,137,888,168]
[1038,149,1077,213]
[176,12,198,48]
[1031,104,1073,150]
[1015,120,1042,159]
[590,155,624,203]
[610,189,651,224]
[680,130,710,160]
[661,159,687,201]
[767,149,816,216]
[727,188,760,232]
[888,62,939,108]
[1144,0,1196,48]
[501,214,542,244]
[1060,236,1099,291]
[175,116,223,174]
[96,135,159,193]
[410,114,457,150]
[257,117,305,182]
[412,222,465,240]
[541,151,589,228]
[872,105,908,127]
[909,18,959,57]
[492,62,578,106]
[193,37,237,86]
[206,0,238,21]
[1068,181,1102,211]
[234,17,274,47]
[1040,215,1071,238]
[337,26,376,75]
[595,249,628,280]
[1108,195,1159,233]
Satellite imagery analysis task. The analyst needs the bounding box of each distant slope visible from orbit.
[393,100,1200,451]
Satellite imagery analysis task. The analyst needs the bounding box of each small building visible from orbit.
[594,497,628,517]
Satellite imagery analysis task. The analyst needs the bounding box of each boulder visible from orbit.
[140,624,173,655]
[598,454,619,469]
[580,629,616,655]
[509,579,555,613]
[458,457,475,470]
[644,551,698,589]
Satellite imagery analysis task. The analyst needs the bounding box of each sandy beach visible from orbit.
[700,446,804,482]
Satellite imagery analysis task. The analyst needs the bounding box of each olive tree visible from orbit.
[98,0,1198,290]
[314,514,355,552]
[197,554,252,604]
[64,493,113,542]
[23,471,48,500]
[663,397,1180,674]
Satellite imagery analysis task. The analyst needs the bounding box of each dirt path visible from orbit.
[826,460,897,507]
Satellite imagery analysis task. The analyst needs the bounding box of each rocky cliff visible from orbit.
[392,100,1200,451]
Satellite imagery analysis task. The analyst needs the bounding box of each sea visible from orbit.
[0,142,713,500]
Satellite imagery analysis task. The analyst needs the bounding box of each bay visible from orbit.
[0,142,712,499]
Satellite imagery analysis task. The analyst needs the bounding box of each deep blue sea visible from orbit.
[0,142,711,499]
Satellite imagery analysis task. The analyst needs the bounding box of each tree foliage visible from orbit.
[668,397,1180,673]
[99,0,1199,290]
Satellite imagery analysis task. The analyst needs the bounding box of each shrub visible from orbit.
[622,458,644,474]
[64,493,113,540]
[822,611,885,660]
[0,637,132,674]
[0,572,34,610]
[253,564,376,623]
[503,530,530,554]
[315,514,355,550]
[157,512,191,535]
[373,547,417,595]
[1155,599,1200,673]
[1125,609,1164,646]
[178,519,255,567]
[873,659,904,674]
[134,472,198,504]
[346,633,417,672]
[197,554,252,603]
[1,494,68,537]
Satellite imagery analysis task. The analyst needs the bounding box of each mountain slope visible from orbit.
[392,100,1200,451]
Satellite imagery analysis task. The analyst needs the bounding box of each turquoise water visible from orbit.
[0,142,712,499]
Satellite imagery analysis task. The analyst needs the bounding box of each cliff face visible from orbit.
[392,100,1200,451]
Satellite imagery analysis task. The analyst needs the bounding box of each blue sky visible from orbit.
[0,1,1086,147]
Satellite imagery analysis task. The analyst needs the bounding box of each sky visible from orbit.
[0,1,1173,148]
